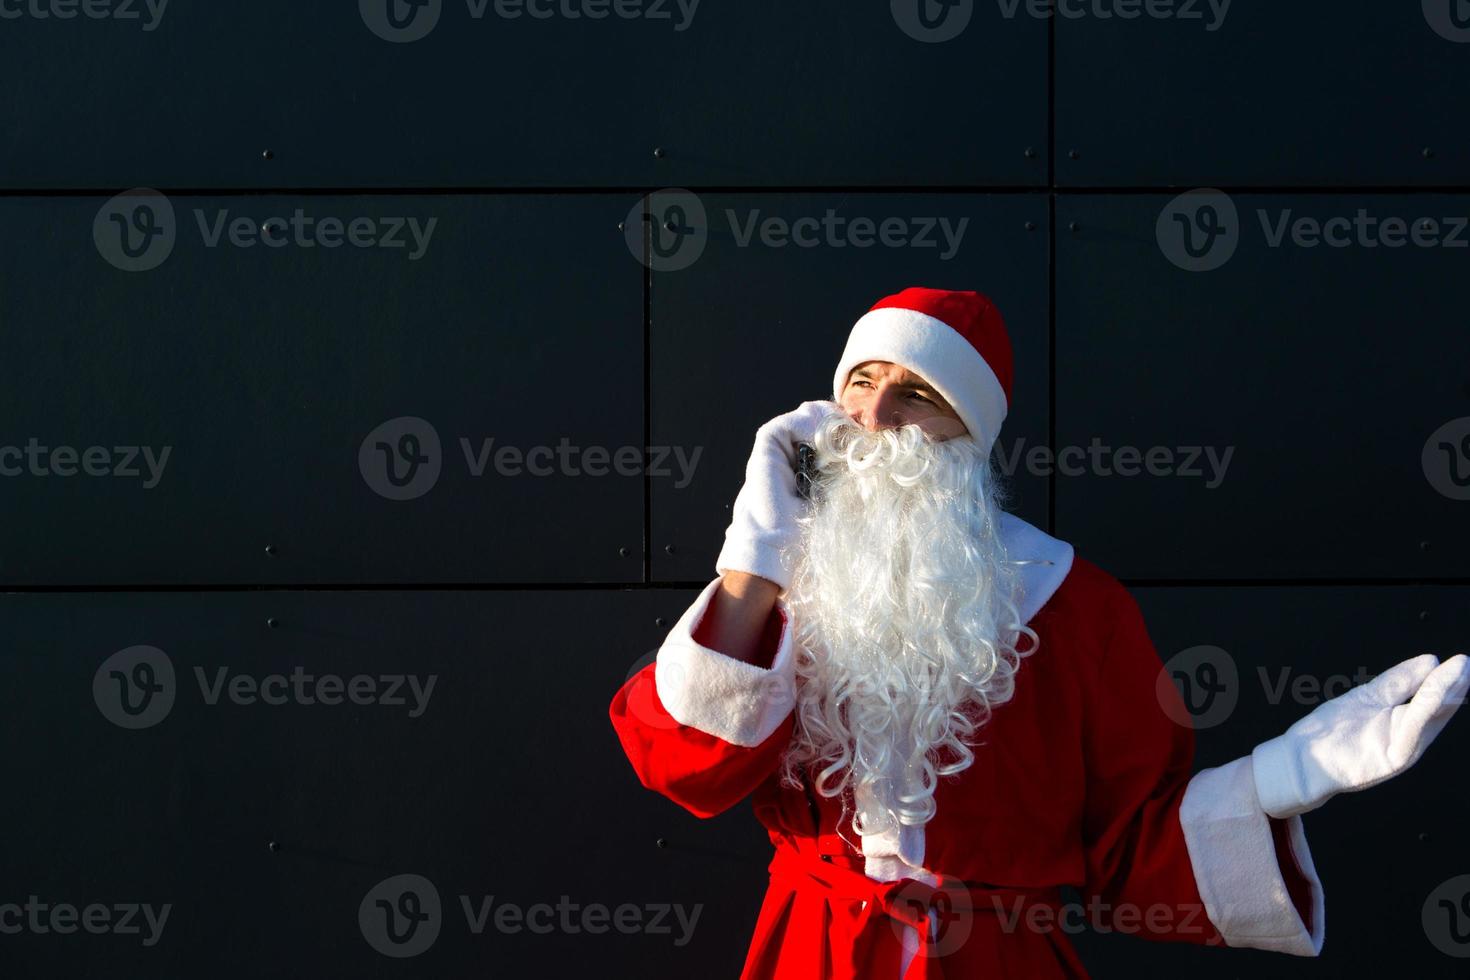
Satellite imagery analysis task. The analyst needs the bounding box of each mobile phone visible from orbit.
[795,442,817,500]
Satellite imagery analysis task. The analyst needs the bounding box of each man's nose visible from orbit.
[857,390,904,431]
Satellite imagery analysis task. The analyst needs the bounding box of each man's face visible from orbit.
[838,360,968,441]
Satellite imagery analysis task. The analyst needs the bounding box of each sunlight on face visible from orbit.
[838,360,967,441]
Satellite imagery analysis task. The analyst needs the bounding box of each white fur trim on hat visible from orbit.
[832,307,1009,456]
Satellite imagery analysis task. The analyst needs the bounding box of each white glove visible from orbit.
[1252,653,1470,819]
[715,399,846,592]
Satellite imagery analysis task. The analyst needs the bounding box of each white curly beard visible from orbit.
[775,411,1040,848]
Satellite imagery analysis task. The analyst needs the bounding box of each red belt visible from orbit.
[766,843,1065,980]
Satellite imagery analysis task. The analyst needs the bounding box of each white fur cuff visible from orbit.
[1179,755,1326,956]
[654,577,798,748]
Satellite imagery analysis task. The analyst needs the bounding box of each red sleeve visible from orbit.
[609,578,797,819]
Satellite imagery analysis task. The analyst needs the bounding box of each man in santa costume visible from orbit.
[608,287,1470,979]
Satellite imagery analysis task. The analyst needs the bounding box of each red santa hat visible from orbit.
[831,287,1015,457]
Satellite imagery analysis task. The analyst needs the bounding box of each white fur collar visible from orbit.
[996,510,1075,626]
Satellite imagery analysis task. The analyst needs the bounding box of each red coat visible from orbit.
[610,515,1324,979]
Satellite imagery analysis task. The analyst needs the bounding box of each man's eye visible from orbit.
[910,393,931,403]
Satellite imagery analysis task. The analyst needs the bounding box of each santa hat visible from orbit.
[831,287,1014,457]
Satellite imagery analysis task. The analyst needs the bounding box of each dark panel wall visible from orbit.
[2,2,1467,977]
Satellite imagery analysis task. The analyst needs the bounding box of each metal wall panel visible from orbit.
[1056,6,1470,187]
[645,191,1052,583]
[0,3,1047,190]
[0,193,643,585]
[1056,192,1470,580]
[0,587,774,976]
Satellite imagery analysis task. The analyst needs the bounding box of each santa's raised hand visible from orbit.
[1251,652,1470,819]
